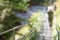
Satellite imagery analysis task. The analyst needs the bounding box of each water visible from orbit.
[16,6,57,40]
[29,6,55,40]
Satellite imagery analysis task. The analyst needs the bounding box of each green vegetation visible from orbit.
[0,0,30,31]
[15,12,43,40]
[0,0,60,40]
[30,0,56,6]
[54,0,60,30]
[28,12,43,30]
[48,10,54,27]
[0,0,30,11]
[0,0,30,40]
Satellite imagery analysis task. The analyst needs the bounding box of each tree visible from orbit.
[30,0,56,6]
[0,0,30,40]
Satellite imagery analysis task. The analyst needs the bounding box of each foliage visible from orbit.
[28,12,43,31]
[15,12,43,40]
[0,0,30,11]
[9,0,30,11]
[0,0,30,40]
[48,10,54,27]
[55,0,60,30]
[0,0,30,32]
[56,16,60,30]
[15,24,30,40]
[30,0,56,6]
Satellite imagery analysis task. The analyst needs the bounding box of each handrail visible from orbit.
[0,24,25,35]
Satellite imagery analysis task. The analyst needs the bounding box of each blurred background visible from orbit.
[0,0,60,40]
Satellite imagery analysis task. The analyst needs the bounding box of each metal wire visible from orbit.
[0,24,25,35]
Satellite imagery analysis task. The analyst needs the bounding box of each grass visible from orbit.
[15,11,43,40]
[15,24,30,40]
